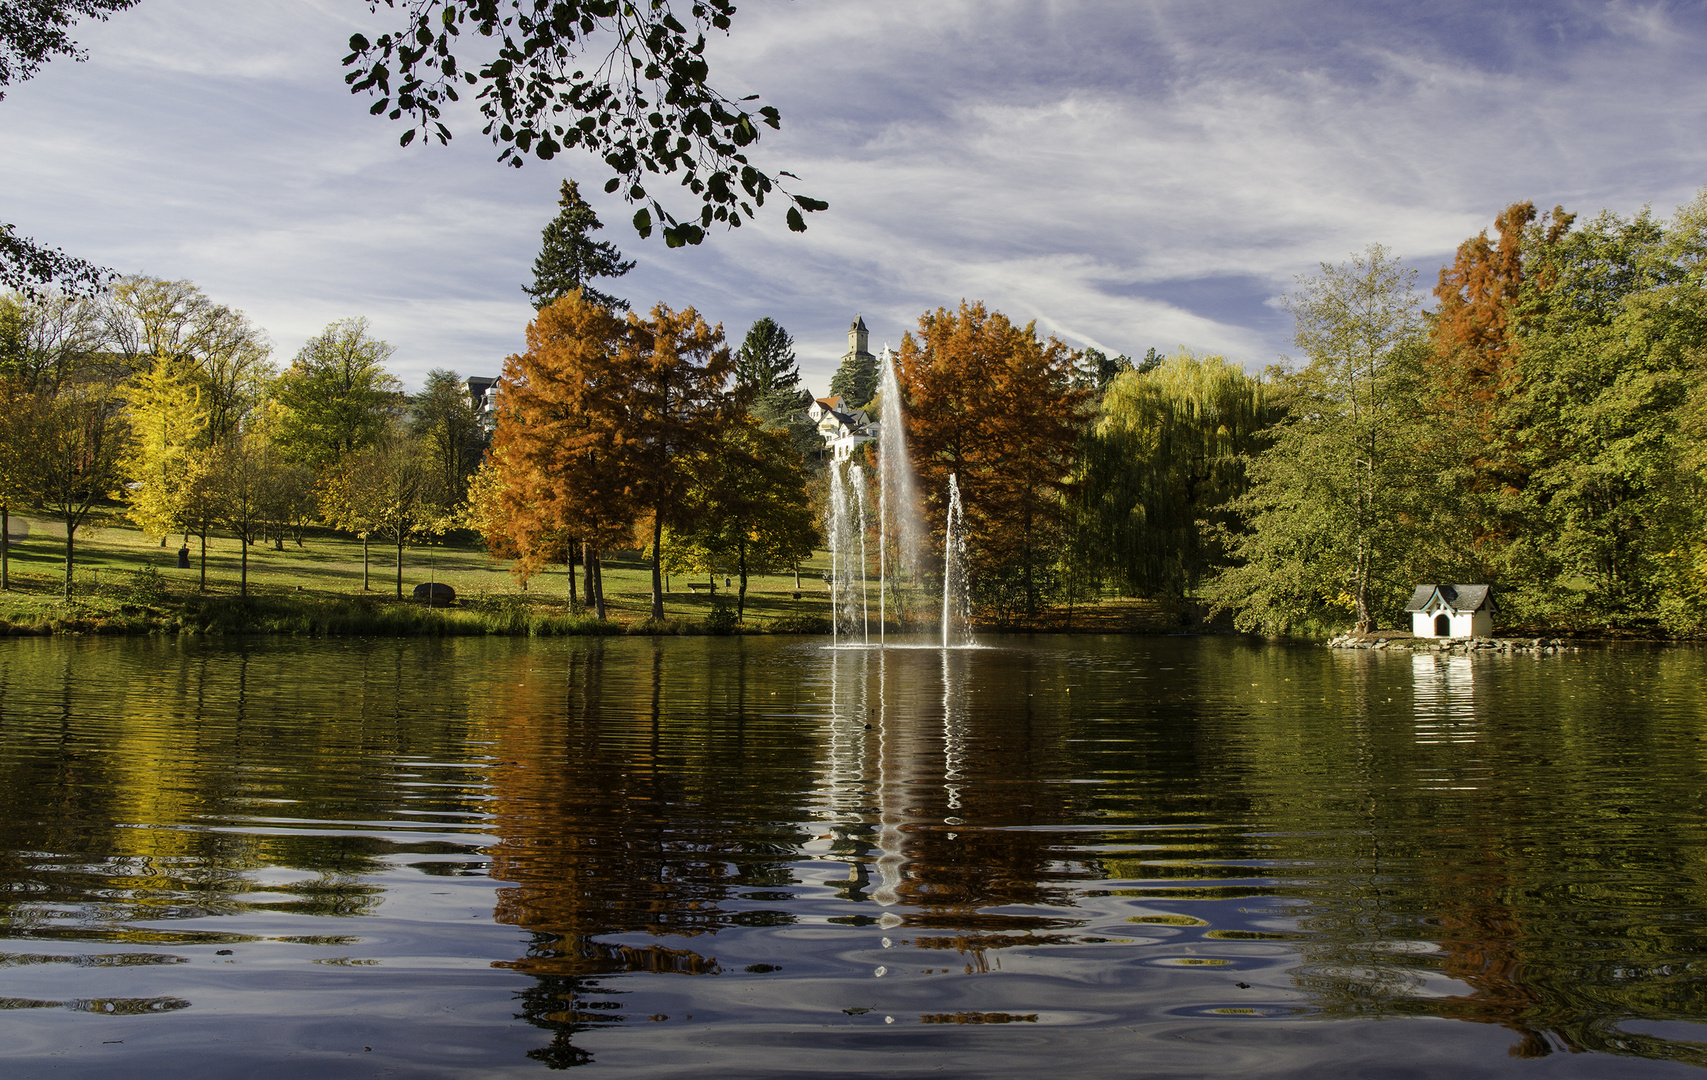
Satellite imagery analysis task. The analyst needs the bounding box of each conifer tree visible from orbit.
[829,350,876,409]
[523,180,636,312]
[734,317,799,392]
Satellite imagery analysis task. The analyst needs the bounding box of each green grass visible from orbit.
[0,510,837,637]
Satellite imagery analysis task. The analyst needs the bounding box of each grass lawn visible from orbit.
[0,510,837,635]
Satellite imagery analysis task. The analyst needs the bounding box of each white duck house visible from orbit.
[1405,584,1497,639]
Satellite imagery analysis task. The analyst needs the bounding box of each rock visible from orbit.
[413,582,456,604]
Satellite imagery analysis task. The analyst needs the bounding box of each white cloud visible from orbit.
[1,0,1702,391]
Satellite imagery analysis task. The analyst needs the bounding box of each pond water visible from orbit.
[0,635,1704,1078]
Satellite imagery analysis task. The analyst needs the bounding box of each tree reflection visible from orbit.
[481,639,816,1065]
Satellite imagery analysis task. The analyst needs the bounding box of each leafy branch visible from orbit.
[344,0,827,247]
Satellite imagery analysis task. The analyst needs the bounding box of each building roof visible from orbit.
[850,315,867,333]
[1404,584,1497,613]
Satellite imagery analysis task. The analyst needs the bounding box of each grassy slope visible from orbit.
[0,511,836,635]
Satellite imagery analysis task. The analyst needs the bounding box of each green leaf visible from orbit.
[634,207,653,237]
[786,207,805,233]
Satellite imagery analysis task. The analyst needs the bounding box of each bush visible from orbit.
[704,598,740,635]
[125,565,168,606]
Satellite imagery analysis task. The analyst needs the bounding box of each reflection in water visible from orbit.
[1411,654,1478,746]
[1,637,1706,1075]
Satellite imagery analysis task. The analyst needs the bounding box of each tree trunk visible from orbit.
[650,513,665,621]
[582,541,594,608]
[62,518,75,602]
[199,527,207,593]
[362,534,370,592]
[395,535,404,598]
[568,538,578,609]
[2,502,9,592]
[737,535,748,620]
[240,532,249,597]
[592,548,606,621]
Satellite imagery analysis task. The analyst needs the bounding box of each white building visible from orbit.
[1405,584,1497,638]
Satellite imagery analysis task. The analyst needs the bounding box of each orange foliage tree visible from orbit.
[480,292,737,621]
[1429,201,1575,561]
[897,302,1091,620]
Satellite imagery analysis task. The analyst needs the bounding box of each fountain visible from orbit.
[825,347,973,649]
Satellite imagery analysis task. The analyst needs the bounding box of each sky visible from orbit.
[2,0,1705,394]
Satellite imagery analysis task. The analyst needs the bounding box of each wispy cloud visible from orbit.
[1,0,1701,390]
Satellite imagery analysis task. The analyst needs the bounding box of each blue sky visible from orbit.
[2,0,1703,393]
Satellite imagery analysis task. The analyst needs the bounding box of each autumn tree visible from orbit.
[523,179,635,311]
[665,418,818,618]
[485,293,737,620]
[897,301,1091,620]
[124,352,211,553]
[272,318,401,471]
[623,304,741,619]
[483,296,634,615]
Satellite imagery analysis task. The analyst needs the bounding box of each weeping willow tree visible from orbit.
[1068,352,1273,598]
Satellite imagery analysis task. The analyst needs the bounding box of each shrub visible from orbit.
[704,598,740,635]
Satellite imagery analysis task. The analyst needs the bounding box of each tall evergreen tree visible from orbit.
[734,317,799,392]
[523,180,636,312]
[829,351,877,409]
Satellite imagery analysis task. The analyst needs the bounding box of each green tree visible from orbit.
[326,422,443,599]
[1500,201,1703,624]
[14,384,129,599]
[829,350,876,410]
[1209,246,1428,634]
[522,179,635,311]
[0,288,105,393]
[410,368,485,511]
[750,385,820,469]
[206,429,284,598]
[1073,352,1273,599]
[107,277,274,441]
[734,317,799,393]
[272,318,402,472]
[0,377,33,589]
[665,418,819,618]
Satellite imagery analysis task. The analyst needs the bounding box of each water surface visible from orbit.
[0,635,1704,1077]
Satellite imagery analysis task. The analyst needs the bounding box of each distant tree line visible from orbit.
[806,189,1707,635]
[0,278,484,598]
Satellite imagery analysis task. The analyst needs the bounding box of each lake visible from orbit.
[0,634,1704,1078]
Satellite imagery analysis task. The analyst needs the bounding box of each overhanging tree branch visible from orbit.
[344,0,826,247]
